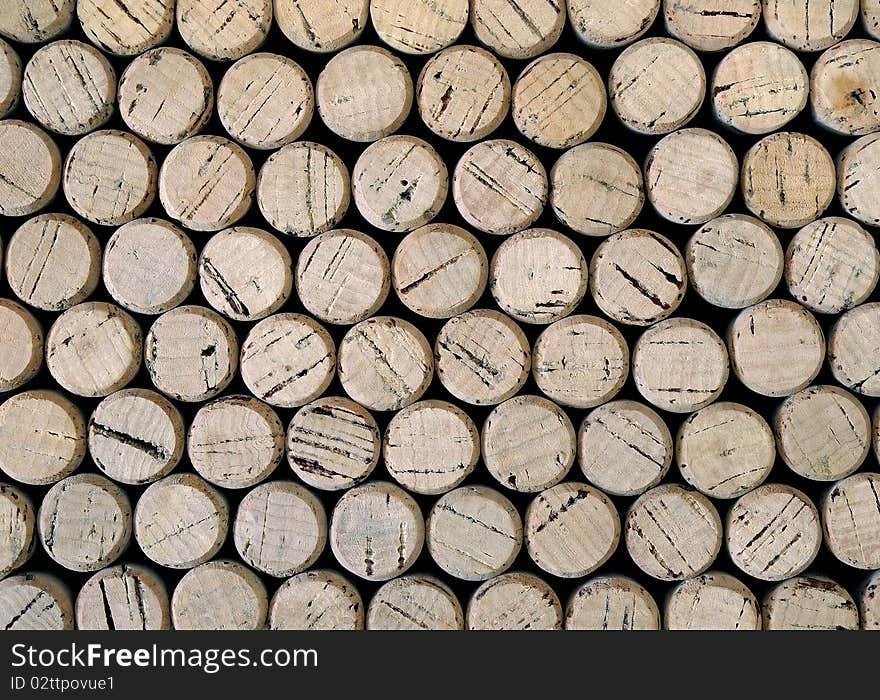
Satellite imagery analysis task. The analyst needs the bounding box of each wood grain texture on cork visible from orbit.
[860,571,880,630]
[274,0,368,53]
[372,0,468,54]
[764,0,858,52]
[811,39,880,136]
[568,0,659,48]
[0,38,21,118]
[0,573,73,631]
[664,0,760,52]
[172,559,268,630]
[839,133,880,226]
[471,0,566,59]
[822,472,880,570]
[367,575,464,630]
[565,575,660,630]
[77,0,174,55]
[0,298,42,393]
[467,572,563,630]
[0,120,61,217]
[866,0,880,39]
[829,302,880,396]
[177,0,271,61]
[0,483,35,578]
[76,563,170,630]
[664,572,761,630]
[0,0,74,44]
[763,576,859,630]
[269,569,364,630]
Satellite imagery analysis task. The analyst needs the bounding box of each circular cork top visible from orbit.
[0,299,42,392]
[0,0,74,44]
[625,484,722,581]
[287,396,380,491]
[436,309,531,406]
[0,120,61,217]
[367,575,463,630]
[665,572,761,630]
[392,223,487,319]
[135,473,229,569]
[467,572,563,630]
[330,481,424,581]
[275,0,368,53]
[89,388,184,485]
[839,134,880,226]
[579,400,672,497]
[532,314,629,409]
[568,0,659,48]
[608,38,705,135]
[811,40,880,135]
[727,299,825,397]
[416,45,509,143]
[177,0,271,61]
[829,303,880,396]
[764,0,858,52]
[372,0,468,54]
[0,390,85,486]
[0,39,21,118]
[78,0,174,55]
[103,218,197,315]
[23,40,115,136]
[427,485,522,581]
[317,45,412,142]
[763,576,859,630]
[172,559,268,630]
[565,575,660,630]
[823,472,880,570]
[686,214,783,309]
[664,0,760,52]
[118,47,213,146]
[0,573,73,631]
[145,305,239,402]
[269,570,364,630]
[472,0,565,59]
[711,42,808,135]
[77,564,169,630]
[0,484,34,578]
[383,400,479,495]
[241,313,335,408]
[860,571,880,630]
[38,473,132,572]
[218,53,313,150]
[482,395,575,493]
[677,402,774,500]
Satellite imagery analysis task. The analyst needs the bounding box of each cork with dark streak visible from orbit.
[664,0,760,52]
[0,483,35,578]
[859,570,880,629]
[467,572,563,630]
[172,559,268,630]
[565,575,660,630]
[0,298,42,393]
[0,38,21,118]
[865,0,880,40]
[0,573,73,631]
[811,39,880,136]
[763,0,858,52]
[77,0,174,56]
[269,569,364,630]
[471,0,566,60]
[664,572,761,630]
[0,0,75,44]
[274,0,368,53]
[763,576,859,630]
[367,575,464,630]
[828,302,880,396]
[0,120,61,217]
[75,563,170,630]
[176,0,272,62]
[568,0,659,49]
[371,0,468,55]
[822,472,880,570]
[839,133,880,226]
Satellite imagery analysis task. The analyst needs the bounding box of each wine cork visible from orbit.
[269,570,364,630]
[435,309,530,406]
[860,571,880,629]
[625,484,723,581]
[664,572,761,631]
[367,575,464,630]
[118,47,213,146]
[352,135,448,232]
[0,299,42,392]
[233,480,327,577]
[525,482,620,578]
[568,0,659,48]
[812,40,880,137]
[763,576,859,630]
[316,45,413,142]
[579,400,673,497]
[677,402,775,499]
[0,390,86,486]
[711,41,809,135]
[482,395,575,493]
[565,575,660,630]
[645,128,739,225]
[177,0,271,61]
[89,388,185,486]
[775,385,870,482]
[0,483,35,578]
[467,572,563,630]
[329,481,424,581]
[664,0,760,52]
[426,485,522,581]
[829,303,880,396]
[63,130,157,226]
[38,473,132,572]
[471,0,565,59]
[274,0,368,53]
[218,53,313,150]
[0,573,73,631]
[103,218,197,315]
[822,472,880,570]
[145,305,239,402]
[172,559,268,630]
[453,139,548,236]
[532,315,629,409]
[685,214,783,309]
[188,396,284,489]
[0,0,74,43]
[726,484,821,581]
[135,473,229,569]
[159,136,255,232]
[372,0,468,54]
[0,38,21,118]
[383,400,479,495]
[76,564,170,630]
[866,0,880,39]
[392,223,488,319]
[490,228,587,325]
[338,316,433,411]
[0,120,61,217]
[77,0,174,56]
[241,313,336,408]
[416,45,510,143]
[764,0,858,52]
[839,133,880,226]
[727,299,825,397]
[287,396,380,491]
[608,38,705,135]
[742,132,836,229]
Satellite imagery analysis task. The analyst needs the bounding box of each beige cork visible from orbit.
[568,0,659,49]
[0,390,85,486]
[330,481,424,581]
[0,483,35,578]
[416,45,510,143]
[78,0,174,56]
[287,396,380,491]
[275,0,368,53]
[218,52,313,150]
[0,573,73,631]
[764,0,858,52]
[866,0,880,39]
[103,218,197,316]
[565,575,660,630]
[0,299,42,393]
[426,485,522,581]
[76,564,170,630]
[532,314,629,409]
[392,223,488,319]
[233,480,327,577]
[467,572,563,630]
[367,575,464,630]
[135,472,229,569]
[172,559,268,630]
[145,305,239,402]
[177,0,271,61]
[579,400,673,497]
[383,399,479,495]
[822,472,880,570]
[664,0,760,51]
[727,299,825,397]
[763,576,859,630]
[372,0,468,54]
[241,313,336,408]
[472,0,565,59]
[664,572,761,631]
[812,39,880,137]
[685,214,783,309]
[0,120,61,217]
[625,484,722,581]
[839,133,880,226]
[859,571,880,630]
[829,302,880,396]
[0,0,74,43]
[435,309,531,406]
[482,394,575,493]
[453,139,548,236]
[89,388,185,486]
[590,229,687,326]
[317,45,412,142]
[269,569,364,630]
[0,38,21,118]
[490,228,587,325]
